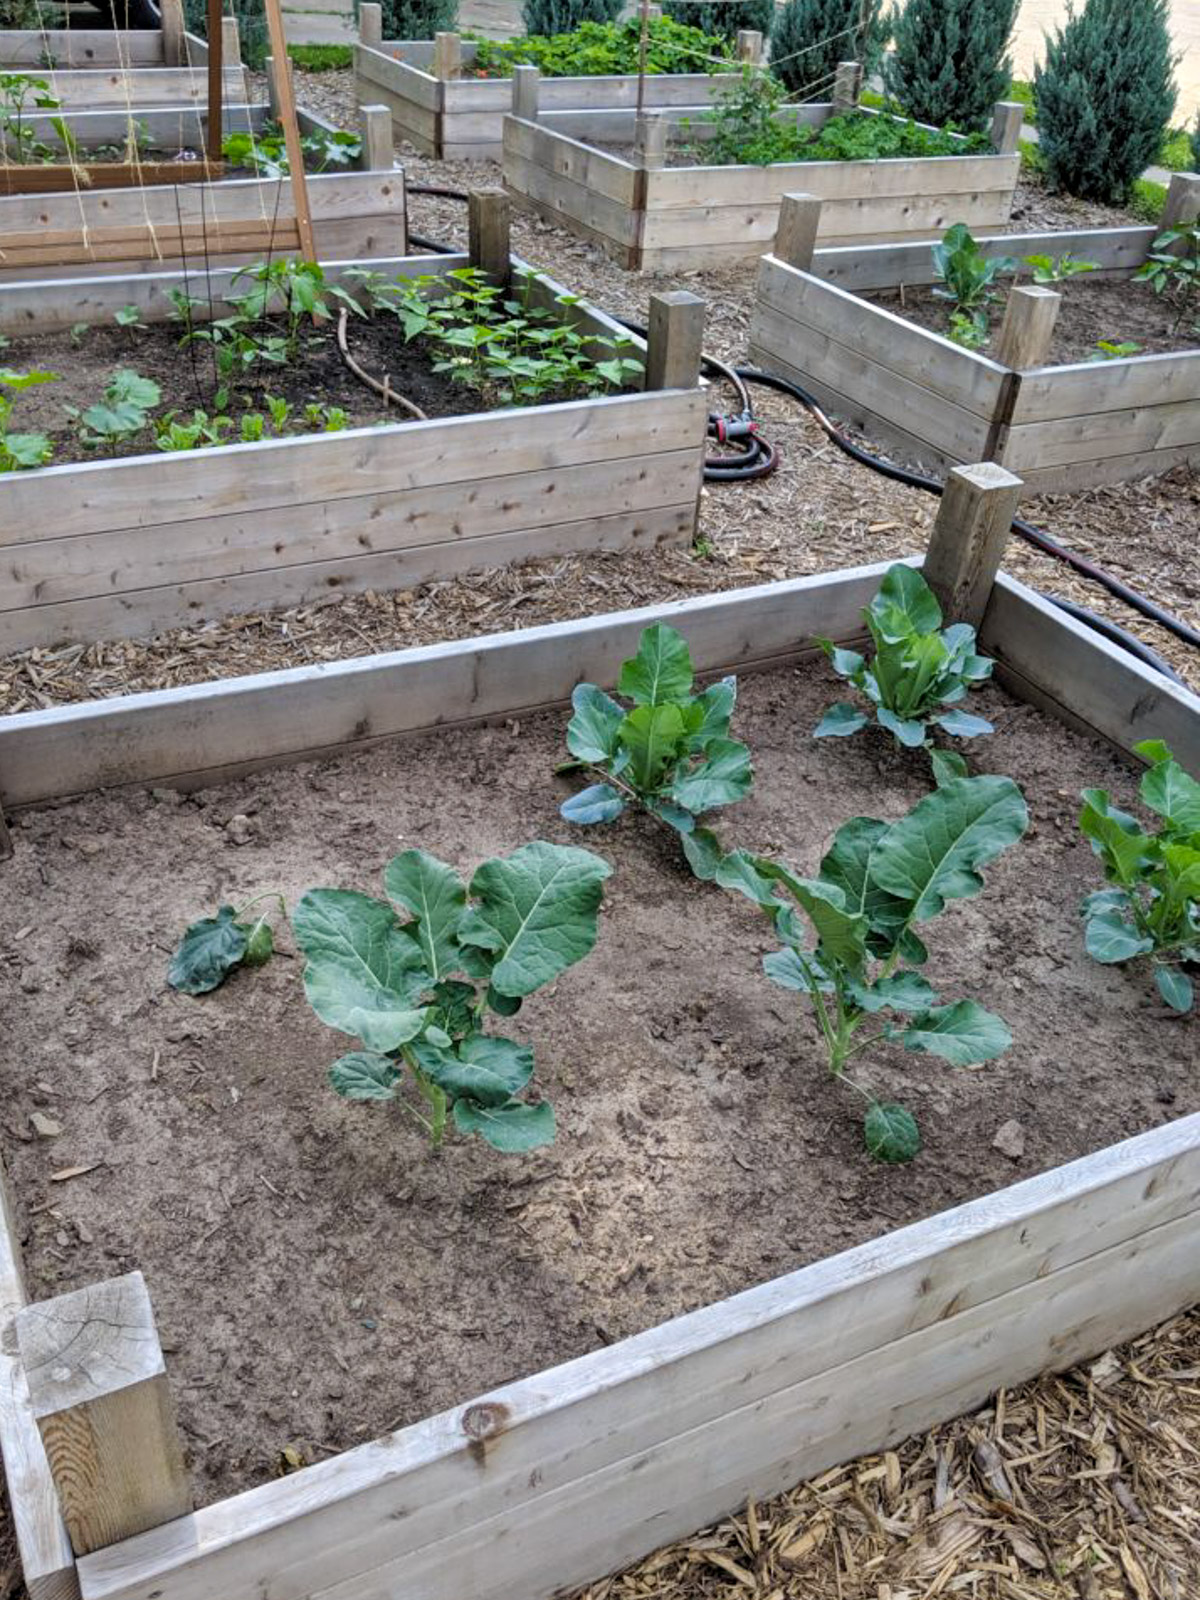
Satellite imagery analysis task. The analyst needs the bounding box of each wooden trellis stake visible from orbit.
[261,0,317,260]
[205,0,223,161]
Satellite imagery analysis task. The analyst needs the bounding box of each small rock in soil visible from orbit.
[225,814,257,846]
[29,1113,63,1139]
[992,1119,1026,1161]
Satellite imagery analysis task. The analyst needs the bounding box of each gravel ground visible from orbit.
[2,74,1196,714]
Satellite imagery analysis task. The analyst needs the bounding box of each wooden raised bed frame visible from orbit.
[501,72,1023,271]
[0,209,707,653]
[0,463,1198,1600]
[749,177,1200,492]
[352,5,758,163]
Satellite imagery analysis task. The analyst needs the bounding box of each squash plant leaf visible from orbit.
[560,624,753,876]
[814,564,995,779]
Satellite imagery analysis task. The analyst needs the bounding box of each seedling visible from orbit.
[1079,739,1200,1012]
[560,622,752,879]
[947,308,990,351]
[0,73,59,165]
[932,224,1017,316]
[1136,221,1200,333]
[169,892,285,994]
[1022,252,1099,284]
[114,304,147,336]
[0,366,57,472]
[68,368,161,450]
[294,843,611,1152]
[814,564,995,783]
[719,775,1029,1160]
[1088,339,1142,362]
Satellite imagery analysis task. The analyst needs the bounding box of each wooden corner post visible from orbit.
[512,64,540,123]
[14,1272,190,1557]
[736,28,763,63]
[832,61,863,112]
[468,187,511,285]
[645,291,705,393]
[774,192,822,271]
[433,31,462,81]
[359,104,394,171]
[994,285,1060,371]
[634,110,668,170]
[1160,171,1200,231]
[923,462,1024,628]
[160,0,185,67]
[359,1,383,47]
[990,100,1025,154]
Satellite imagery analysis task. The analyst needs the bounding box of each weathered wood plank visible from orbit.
[752,257,1006,417]
[812,226,1157,291]
[354,44,441,112]
[72,1110,1200,1600]
[1016,444,1200,494]
[1002,395,1200,470]
[644,151,1019,210]
[1009,348,1200,424]
[503,150,638,254]
[503,117,638,206]
[981,578,1200,771]
[0,1156,78,1600]
[18,103,264,152]
[0,28,163,66]
[0,390,702,546]
[0,65,243,108]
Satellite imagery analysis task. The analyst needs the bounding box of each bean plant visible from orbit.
[560,623,752,879]
[294,844,611,1151]
[1080,739,1200,1012]
[1136,220,1200,335]
[814,564,995,783]
[719,774,1029,1161]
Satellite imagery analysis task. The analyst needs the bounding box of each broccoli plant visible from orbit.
[932,223,1016,346]
[1079,739,1200,1012]
[814,564,995,783]
[560,622,752,879]
[718,774,1029,1160]
[293,843,611,1152]
[168,893,285,993]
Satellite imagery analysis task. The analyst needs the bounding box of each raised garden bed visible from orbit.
[0,227,706,652]
[0,471,1197,1600]
[353,8,751,163]
[749,177,1200,492]
[502,79,1024,271]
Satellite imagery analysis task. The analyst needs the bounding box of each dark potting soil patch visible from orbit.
[869,274,1198,367]
[1,661,1196,1508]
[2,317,498,467]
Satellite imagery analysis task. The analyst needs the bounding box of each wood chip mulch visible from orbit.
[574,1309,1200,1600]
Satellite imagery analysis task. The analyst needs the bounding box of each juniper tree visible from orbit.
[884,0,1019,133]
[523,0,623,33]
[769,0,891,98]
[379,0,458,36]
[661,0,775,44]
[1036,0,1176,203]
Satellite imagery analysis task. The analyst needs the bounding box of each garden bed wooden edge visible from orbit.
[0,225,707,654]
[749,178,1200,491]
[0,468,1198,1599]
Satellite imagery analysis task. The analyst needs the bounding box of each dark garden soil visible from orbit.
[1,660,1196,1509]
[5,317,492,467]
[869,274,1198,366]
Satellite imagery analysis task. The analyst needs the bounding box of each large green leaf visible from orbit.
[934,708,993,739]
[819,817,911,952]
[845,970,937,1014]
[864,1102,920,1163]
[762,945,812,991]
[621,703,685,791]
[894,1000,1012,1065]
[870,775,1028,922]
[689,677,737,746]
[681,826,724,881]
[452,1098,556,1152]
[1155,964,1194,1013]
[458,842,611,998]
[384,850,467,984]
[876,706,928,748]
[814,702,869,739]
[566,683,626,764]
[754,864,868,968]
[716,849,786,910]
[413,1035,534,1106]
[329,1052,401,1100]
[867,563,942,641]
[1137,745,1200,835]
[670,737,753,813]
[168,905,247,994]
[1083,907,1154,964]
[561,783,626,824]
[294,888,430,1052]
[617,623,694,706]
[1079,790,1154,883]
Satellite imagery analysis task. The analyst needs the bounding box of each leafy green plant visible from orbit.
[287,43,353,70]
[1023,251,1099,284]
[0,366,56,472]
[947,308,990,350]
[222,121,361,177]
[932,223,1017,316]
[0,72,58,165]
[1079,739,1200,1012]
[702,70,989,168]
[169,893,285,993]
[814,563,995,782]
[718,774,1028,1160]
[386,266,641,405]
[68,369,161,450]
[471,16,732,77]
[1035,0,1176,204]
[183,0,269,69]
[114,304,147,336]
[884,0,1019,133]
[1088,339,1143,362]
[294,843,611,1152]
[1136,221,1200,334]
[559,623,752,879]
[769,0,891,98]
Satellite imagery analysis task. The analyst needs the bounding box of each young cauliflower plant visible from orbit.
[718,775,1029,1161]
[815,563,995,784]
[1080,739,1200,1012]
[293,843,611,1152]
[560,622,752,879]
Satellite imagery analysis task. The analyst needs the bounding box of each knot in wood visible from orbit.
[461,1401,509,1445]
